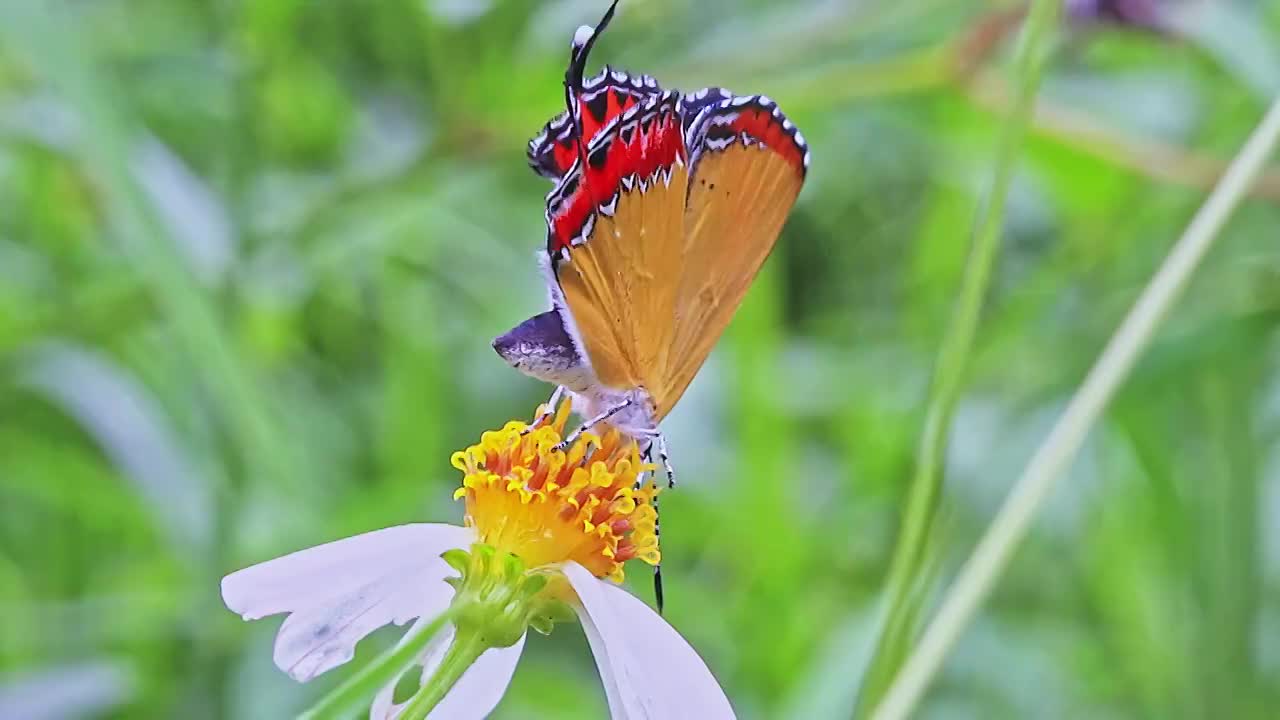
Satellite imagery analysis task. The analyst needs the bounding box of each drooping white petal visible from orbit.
[369,620,527,720]
[221,523,473,681]
[564,562,736,720]
[575,597,628,715]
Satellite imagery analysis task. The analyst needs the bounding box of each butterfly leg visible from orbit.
[554,398,634,452]
[654,431,676,489]
[634,428,676,488]
[522,386,565,434]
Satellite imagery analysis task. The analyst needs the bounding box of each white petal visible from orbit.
[564,562,736,720]
[575,596,628,715]
[369,622,527,720]
[221,523,473,681]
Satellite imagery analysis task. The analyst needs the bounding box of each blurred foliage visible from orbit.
[1,1,1279,718]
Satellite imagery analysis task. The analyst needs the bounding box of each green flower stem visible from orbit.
[398,628,490,720]
[854,0,1061,716]
[397,545,570,719]
[297,610,453,720]
[871,93,1280,720]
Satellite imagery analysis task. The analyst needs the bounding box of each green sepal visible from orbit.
[528,614,555,635]
[502,551,525,582]
[517,572,548,599]
[473,543,495,574]
[441,548,469,575]
[436,544,576,649]
[545,598,577,625]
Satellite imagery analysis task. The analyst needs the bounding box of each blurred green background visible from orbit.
[2,0,1280,718]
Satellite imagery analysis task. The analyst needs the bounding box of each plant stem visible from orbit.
[871,94,1280,720]
[298,611,452,720]
[398,629,489,720]
[853,0,1061,715]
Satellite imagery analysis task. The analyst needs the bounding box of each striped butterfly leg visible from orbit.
[522,386,566,435]
[553,398,635,453]
[633,426,676,488]
[655,430,676,489]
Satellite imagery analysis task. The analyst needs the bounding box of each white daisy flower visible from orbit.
[223,402,734,719]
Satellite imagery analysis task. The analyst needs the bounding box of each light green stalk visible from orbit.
[854,0,1061,715]
[396,630,489,720]
[871,94,1280,720]
[298,610,452,720]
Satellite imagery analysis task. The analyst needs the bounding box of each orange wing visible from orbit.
[545,92,807,421]
[547,93,690,394]
[651,98,807,419]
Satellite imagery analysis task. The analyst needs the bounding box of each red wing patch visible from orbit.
[686,95,810,179]
[542,92,809,262]
[527,67,663,181]
[544,91,686,260]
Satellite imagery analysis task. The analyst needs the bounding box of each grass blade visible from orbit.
[871,93,1280,720]
[854,0,1061,714]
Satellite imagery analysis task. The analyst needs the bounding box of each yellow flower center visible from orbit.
[450,400,661,582]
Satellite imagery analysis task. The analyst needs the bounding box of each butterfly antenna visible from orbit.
[565,0,620,123]
[566,0,619,104]
[563,0,620,215]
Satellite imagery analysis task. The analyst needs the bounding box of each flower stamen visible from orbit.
[451,400,661,581]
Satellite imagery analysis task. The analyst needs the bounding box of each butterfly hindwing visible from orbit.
[676,86,734,134]
[651,95,808,417]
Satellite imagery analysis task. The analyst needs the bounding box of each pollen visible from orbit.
[451,400,661,582]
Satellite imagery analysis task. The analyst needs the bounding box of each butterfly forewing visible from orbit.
[528,67,663,181]
[547,93,690,392]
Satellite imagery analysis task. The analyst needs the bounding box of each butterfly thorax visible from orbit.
[572,385,660,439]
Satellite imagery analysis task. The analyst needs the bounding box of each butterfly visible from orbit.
[495,0,808,479]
